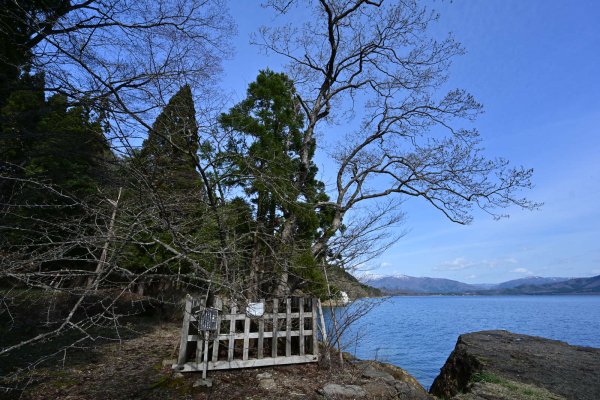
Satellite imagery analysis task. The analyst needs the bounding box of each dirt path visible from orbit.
[22,323,182,400]
[18,322,358,400]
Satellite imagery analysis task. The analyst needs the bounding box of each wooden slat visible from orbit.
[312,298,318,357]
[211,297,223,363]
[189,330,312,342]
[243,316,250,360]
[271,298,278,358]
[178,354,319,372]
[220,312,308,320]
[299,298,305,355]
[228,303,237,362]
[202,332,210,378]
[195,298,206,364]
[286,298,291,357]
[177,296,192,366]
[195,333,203,364]
[258,298,265,359]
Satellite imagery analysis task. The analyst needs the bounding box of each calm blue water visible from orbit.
[327,296,600,389]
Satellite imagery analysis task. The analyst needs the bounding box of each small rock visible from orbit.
[394,381,433,400]
[362,381,396,398]
[321,383,367,399]
[256,372,272,379]
[172,372,184,379]
[193,378,213,388]
[361,365,395,382]
[162,359,176,367]
[257,371,276,390]
[258,378,277,390]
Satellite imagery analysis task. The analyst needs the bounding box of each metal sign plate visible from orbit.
[198,308,219,331]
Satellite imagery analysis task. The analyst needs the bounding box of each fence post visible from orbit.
[195,298,206,365]
[228,302,237,362]
[272,298,279,358]
[177,296,192,366]
[258,298,265,359]
[243,314,250,361]
[299,297,305,355]
[211,297,223,364]
[286,298,292,357]
[312,298,319,357]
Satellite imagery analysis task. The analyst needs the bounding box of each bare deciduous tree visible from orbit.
[1,0,235,144]
[258,0,540,278]
[0,1,236,391]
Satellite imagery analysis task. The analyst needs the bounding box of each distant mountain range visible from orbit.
[485,275,600,295]
[494,276,571,289]
[362,274,600,295]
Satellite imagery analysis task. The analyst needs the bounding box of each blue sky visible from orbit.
[219,1,600,283]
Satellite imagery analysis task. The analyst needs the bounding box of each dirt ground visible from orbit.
[10,322,375,400]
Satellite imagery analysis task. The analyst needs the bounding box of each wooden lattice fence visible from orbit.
[174,296,319,372]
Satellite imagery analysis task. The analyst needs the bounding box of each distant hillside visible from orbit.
[328,267,382,299]
[496,276,571,289]
[360,274,599,295]
[494,275,600,295]
[364,275,476,294]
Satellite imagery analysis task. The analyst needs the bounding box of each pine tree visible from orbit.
[219,70,332,297]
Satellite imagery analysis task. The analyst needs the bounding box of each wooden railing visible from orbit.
[175,296,319,372]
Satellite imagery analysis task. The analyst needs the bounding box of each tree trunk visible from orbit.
[88,187,122,290]
[273,214,297,297]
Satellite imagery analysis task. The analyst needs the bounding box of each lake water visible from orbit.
[328,295,600,389]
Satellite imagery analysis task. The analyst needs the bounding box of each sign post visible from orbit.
[196,307,219,385]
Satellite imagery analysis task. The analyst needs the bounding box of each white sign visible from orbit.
[246,302,264,318]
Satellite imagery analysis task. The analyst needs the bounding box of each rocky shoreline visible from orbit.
[12,324,600,399]
[430,330,600,400]
[320,330,600,400]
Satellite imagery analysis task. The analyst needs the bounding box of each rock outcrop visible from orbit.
[320,360,434,399]
[430,330,600,400]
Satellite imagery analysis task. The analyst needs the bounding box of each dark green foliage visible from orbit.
[220,70,305,214]
[219,70,333,296]
[289,249,329,298]
[0,72,112,291]
[1,68,336,299]
[139,85,202,192]
[114,86,212,293]
[0,0,70,109]
[1,72,109,195]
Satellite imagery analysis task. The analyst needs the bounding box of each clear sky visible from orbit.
[219,1,600,284]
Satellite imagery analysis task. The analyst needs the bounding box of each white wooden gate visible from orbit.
[174,296,319,372]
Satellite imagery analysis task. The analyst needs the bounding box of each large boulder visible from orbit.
[430,330,600,400]
[320,360,433,399]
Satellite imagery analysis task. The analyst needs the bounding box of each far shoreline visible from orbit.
[382,292,600,297]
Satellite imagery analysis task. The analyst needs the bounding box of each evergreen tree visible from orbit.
[0,73,109,200]
[0,0,70,108]
[139,85,202,192]
[0,72,111,282]
[123,85,208,293]
[219,70,332,297]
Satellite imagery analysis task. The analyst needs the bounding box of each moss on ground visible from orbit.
[454,371,566,400]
